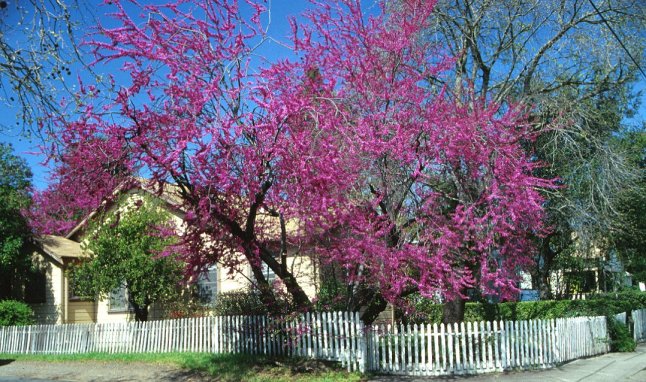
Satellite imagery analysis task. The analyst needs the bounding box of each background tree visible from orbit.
[611,128,646,284]
[71,196,184,322]
[415,0,645,304]
[0,0,91,135]
[48,0,551,324]
[0,143,33,300]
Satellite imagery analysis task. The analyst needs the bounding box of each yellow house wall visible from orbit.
[94,300,166,323]
[67,301,96,323]
[218,268,250,294]
[216,252,319,300]
[28,251,65,324]
[66,187,320,323]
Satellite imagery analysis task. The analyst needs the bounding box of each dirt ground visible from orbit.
[0,360,207,382]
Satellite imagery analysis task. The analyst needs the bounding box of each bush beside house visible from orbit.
[0,300,35,326]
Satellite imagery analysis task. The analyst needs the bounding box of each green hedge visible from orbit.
[404,290,646,324]
[0,300,35,326]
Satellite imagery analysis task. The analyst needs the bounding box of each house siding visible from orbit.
[94,300,166,323]
[67,301,96,323]
[28,250,64,324]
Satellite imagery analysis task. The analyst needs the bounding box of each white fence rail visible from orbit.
[0,313,611,375]
[633,309,646,342]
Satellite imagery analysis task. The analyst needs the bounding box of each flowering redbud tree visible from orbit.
[44,0,552,323]
[27,135,132,235]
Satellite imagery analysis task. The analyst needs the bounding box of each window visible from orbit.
[109,283,131,312]
[196,266,217,305]
[24,269,47,303]
[68,276,93,301]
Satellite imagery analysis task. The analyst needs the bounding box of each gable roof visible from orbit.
[63,177,299,243]
[34,235,86,266]
[65,178,185,240]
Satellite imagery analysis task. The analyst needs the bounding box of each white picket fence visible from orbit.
[0,313,611,375]
[0,312,366,371]
[632,309,646,342]
[365,316,608,375]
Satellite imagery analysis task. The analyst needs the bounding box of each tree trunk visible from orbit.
[359,292,388,325]
[536,236,557,300]
[132,303,149,322]
[256,245,313,312]
[128,292,149,322]
[443,296,466,324]
[246,254,280,313]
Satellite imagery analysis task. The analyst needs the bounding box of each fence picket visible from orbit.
[357,312,366,373]
[385,324,392,372]
[446,323,453,372]
[392,323,399,373]
[540,319,546,366]
[417,323,424,375]
[407,323,413,373]
[474,321,482,371]
[438,323,446,372]
[491,321,499,371]
[529,320,535,366]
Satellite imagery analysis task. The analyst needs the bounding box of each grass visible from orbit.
[0,352,366,382]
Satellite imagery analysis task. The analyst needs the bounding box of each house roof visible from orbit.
[63,177,299,242]
[35,235,87,265]
[65,177,185,240]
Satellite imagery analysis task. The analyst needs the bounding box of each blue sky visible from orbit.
[0,0,313,189]
[1,0,644,190]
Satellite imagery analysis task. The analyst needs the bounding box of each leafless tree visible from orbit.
[409,0,645,313]
[0,0,94,138]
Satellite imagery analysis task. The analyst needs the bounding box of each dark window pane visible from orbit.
[109,283,129,312]
[196,266,217,304]
[24,270,47,303]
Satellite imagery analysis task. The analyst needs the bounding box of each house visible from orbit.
[26,180,321,324]
[549,244,632,299]
[515,232,633,301]
[24,235,87,324]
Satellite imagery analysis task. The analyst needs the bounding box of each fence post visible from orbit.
[356,312,367,373]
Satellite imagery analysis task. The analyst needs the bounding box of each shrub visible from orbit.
[607,317,636,352]
[212,289,294,316]
[314,278,351,312]
[212,290,268,316]
[402,290,646,324]
[0,300,35,326]
[162,296,211,319]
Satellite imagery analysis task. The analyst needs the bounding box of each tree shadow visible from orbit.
[0,359,15,367]
[173,353,348,382]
